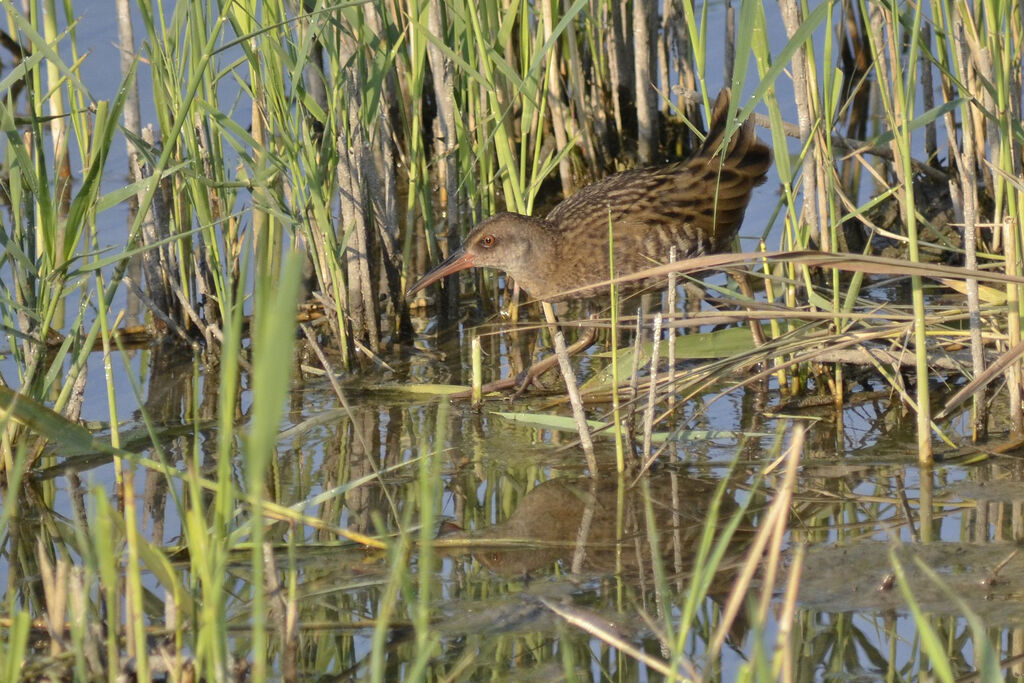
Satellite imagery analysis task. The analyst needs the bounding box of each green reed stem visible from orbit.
[246,250,305,679]
[881,0,933,462]
[96,270,150,681]
[609,213,625,472]
[411,398,447,671]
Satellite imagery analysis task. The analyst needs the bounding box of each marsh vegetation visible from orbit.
[1,0,1023,680]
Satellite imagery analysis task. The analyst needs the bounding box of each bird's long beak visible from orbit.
[406,248,476,297]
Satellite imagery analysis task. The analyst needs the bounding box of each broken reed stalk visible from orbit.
[471,336,482,407]
[775,544,805,681]
[570,478,599,574]
[642,314,663,460]
[542,301,597,475]
[666,248,678,412]
[758,241,788,393]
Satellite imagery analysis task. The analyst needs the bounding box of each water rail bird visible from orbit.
[407,89,772,303]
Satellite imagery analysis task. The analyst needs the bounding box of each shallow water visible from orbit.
[9,304,1024,679]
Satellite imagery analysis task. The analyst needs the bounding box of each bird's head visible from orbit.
[407,212,554,297]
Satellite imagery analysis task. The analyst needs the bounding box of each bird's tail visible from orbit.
[701,88,773,188]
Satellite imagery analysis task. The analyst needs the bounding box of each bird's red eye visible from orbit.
[480,234,496,248]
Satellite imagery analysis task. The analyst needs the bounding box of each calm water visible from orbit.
[12,310,1023,678]
[3,2,1022,681]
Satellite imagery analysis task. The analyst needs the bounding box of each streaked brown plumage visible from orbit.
[407,89,772,303]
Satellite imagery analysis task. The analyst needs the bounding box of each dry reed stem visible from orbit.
[427,0,459,320]
[539,597,684,678]
[36,541,67,657]
[920,23,938,160]
[947,11,987,437]
[778,0,820,246]
[263,543,298,683]
[642,314,663,460]
[774,544,804,682]
[540,0,573,194]
[666,247,678,412]
[936,335,1024,419]
[1004,218,1023,434]
[541,301,597,475]
[633,0,658,163]
[570,478,598,574]
[724,2,735,83]
[299,323,403,530]
[706,422,803,663]
[607,3,628,151]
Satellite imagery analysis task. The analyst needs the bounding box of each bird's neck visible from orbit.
[506,220,565,300]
